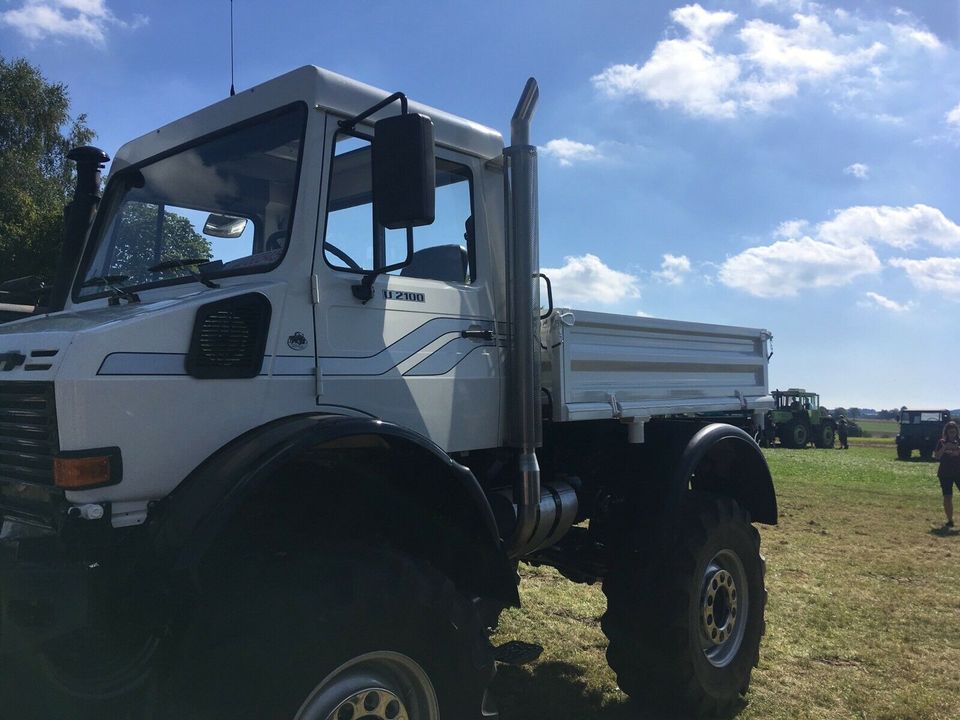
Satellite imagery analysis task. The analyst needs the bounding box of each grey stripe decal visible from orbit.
[98,317,496,377]
[404,338,495,376]
[273,355,315,376]
[319,318,494,376]
[98,353,187,375]
[97,353,309,376]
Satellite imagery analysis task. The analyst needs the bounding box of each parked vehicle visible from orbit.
[769,388,836,448]
[896,409,950,460]
[0,66,778,719]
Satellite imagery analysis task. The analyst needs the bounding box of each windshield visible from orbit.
[77,103,307,299]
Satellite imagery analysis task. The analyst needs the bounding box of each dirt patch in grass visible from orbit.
[490,445,960,720]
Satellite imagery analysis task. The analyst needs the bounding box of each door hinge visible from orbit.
[311,274,320,305]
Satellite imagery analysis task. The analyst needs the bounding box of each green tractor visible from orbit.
[769,389,836,448]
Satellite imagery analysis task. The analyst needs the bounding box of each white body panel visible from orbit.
[542,309,772,422]
[0,65,773,530]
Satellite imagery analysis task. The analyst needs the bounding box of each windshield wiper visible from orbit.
[147,258,220,288]
[80,274,141,304]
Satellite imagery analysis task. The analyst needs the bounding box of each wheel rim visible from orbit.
[296,651,439,720]
[699,550,749,668]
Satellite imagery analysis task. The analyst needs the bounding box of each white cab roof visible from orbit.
[111,65,504,173]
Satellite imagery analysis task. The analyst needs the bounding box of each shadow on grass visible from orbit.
[491,660,747,720]
[928,525,960,537]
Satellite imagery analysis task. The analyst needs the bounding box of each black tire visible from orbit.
[163,545,497,720]
[602,495,766,717]
[897,445,911,460]
[920,448,933,460]
[814,425,835,449]
[782,422,808,448]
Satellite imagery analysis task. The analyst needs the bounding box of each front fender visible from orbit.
[149,413,518,607]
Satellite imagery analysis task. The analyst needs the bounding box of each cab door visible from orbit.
[311,127,501,452]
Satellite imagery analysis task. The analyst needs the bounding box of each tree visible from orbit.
[104,201,211,285]
[0,55,94,284]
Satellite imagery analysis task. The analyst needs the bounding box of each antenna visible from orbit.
[229,0,236,97]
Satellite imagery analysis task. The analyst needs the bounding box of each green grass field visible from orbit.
[854,418,900,438]
[490,444,960,720]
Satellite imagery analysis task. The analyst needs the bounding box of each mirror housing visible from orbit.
[372,113,435,230]
[203,214,248,238]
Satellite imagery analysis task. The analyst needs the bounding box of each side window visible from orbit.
[323,131,474,283]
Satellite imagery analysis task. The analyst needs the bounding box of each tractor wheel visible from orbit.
[782,423,808,448]
[163,545,497,720]
[896,445,911,461]
[602,494,766,717]
[814,425,835,449]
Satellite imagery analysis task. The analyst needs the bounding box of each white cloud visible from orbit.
[0,0,146,45]
[861,291,912,312]
[889,23,942,51]
[635,309,653,317]
[541,138,603,167]
[739,15,886,82]
[718,235,881,297]
[774,219,810,238]
[889,257,960,299]
[592,43,741,119]
[593,3,941,119]
[818,205,960,250]
[541,254,640,305]
[844,163,870,179]
[947,102,960,126]
[752,0,808,9]
[719,204,960,298]
[672,4,737,42]
[653,254,692,284]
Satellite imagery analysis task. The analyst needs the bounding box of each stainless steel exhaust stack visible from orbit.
[504,78,542,557]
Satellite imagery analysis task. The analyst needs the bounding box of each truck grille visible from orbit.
[0,381,58,486]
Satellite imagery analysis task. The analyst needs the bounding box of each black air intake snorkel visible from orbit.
[46,145,110,312]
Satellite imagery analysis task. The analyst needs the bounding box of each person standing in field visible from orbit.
[837,415,849,450]
[933,420,960,528]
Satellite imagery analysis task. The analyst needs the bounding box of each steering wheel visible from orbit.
[323,242,362,271]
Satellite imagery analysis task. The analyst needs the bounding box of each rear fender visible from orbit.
[668,423,777,525]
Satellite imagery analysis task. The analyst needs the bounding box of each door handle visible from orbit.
[461,329,494,341]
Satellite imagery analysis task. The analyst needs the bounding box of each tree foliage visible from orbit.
[0,55,94,284]
[104,201,211,285]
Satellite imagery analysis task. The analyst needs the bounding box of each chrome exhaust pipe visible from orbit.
[505,78,542,557]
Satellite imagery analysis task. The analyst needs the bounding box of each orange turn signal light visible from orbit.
[54,455,113,489]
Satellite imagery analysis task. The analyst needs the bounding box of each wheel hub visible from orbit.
[699,550,749,668]
[702,568,737,645]
[296,651,438,720]
[329,688,408,720]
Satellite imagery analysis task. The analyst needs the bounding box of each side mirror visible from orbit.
[203,213,248,238]
[372,113,435,230]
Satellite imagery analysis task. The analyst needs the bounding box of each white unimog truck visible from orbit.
[0,66,777,720]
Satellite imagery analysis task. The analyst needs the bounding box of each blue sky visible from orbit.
[2,0,959,410]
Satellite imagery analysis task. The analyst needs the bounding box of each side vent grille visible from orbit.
[186,293,272,379]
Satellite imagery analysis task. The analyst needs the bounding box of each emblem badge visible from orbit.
[287,332,308,351]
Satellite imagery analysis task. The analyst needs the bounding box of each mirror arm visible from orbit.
[339,92,409,131]
[351,226,414,304]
